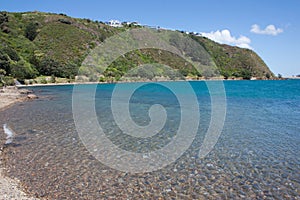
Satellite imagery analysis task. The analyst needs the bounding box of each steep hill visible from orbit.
[0,11,275,85]
[192,35,273,79]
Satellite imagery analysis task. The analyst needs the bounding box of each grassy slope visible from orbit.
[0,11,275,83]
[2,11,116,62]
[192,35,274,78]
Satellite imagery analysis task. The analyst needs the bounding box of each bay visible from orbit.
[0,80,299,199]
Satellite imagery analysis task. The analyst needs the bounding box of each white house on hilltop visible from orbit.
[107,20,123,27]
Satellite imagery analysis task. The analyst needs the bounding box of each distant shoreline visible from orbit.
[285,76,300,79]
[15,77,290,88]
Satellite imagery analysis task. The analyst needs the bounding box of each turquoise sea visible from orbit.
[0,80,299,199]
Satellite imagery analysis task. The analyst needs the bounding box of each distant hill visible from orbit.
[0,11,275,85]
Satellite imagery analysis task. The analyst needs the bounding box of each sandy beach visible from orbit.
[0,86,38,200]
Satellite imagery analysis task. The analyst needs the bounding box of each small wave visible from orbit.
[3,124,15,144]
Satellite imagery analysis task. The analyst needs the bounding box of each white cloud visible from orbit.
[200,29,252,49]
[250,24,283,36]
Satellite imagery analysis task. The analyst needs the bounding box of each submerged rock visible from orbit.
[27,94,38,99]
[19,89,32,94]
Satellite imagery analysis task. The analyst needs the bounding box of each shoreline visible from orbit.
[15,77,288,88]
[0,87,28,111]
[0,87,38,200]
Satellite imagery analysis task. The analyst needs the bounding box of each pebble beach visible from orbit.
[0,86,38,199]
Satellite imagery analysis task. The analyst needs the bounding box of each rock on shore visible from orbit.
[0,86,37,110]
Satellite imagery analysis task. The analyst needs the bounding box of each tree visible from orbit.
[62,62,78,78]
[38,58,59,76]
[0,46,21,76]
[37,58,78,78]
[11,60,38,80]
[278,73,282,79]
[138,67,154,80]
[0,69,6,86]
[1,46,20,61]
[221,70,230,79]
[0,69,6,76]
[103,67,123,80]
[240,69,252,80]
[179,68,189,76]
[202,69,215,78]
[0,53,11,75]
[25,22,38,41]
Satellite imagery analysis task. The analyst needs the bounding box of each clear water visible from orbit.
[0,80,299,199]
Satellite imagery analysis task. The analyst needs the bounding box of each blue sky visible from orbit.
[1,0,299,76]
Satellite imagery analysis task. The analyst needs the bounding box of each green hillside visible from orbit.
[0,11,275,85]
[192,35,273,79]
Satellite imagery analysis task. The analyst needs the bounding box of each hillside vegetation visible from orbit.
[0,11,275,85]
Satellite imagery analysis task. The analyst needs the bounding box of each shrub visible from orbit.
[40,77,47,84]
[25,22,38,41]
[50,74,56,83]
[2,76,15,86]
[1,46,20,61]
[13,13,22,20]
[202,69,215,78]
[240,69,252,80]
[99,76,106,82]
[0,68,6,76]
[11,60,38,80]
[89,74,98,82]
[38,58,60,76]
[0,12,8,24]
[62,62,78,78]
[221,71,230,79]
[179,68,189,76]
[37,58,78,78]
[0,53,11,75]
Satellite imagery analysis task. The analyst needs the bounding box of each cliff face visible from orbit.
[0,11,275,82]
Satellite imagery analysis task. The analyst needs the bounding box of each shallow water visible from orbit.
[0,80,299,199]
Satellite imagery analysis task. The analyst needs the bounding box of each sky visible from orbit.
[1,0,299,76]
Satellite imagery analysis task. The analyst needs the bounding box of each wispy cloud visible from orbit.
[250,24,283,36]
[200,29,252,49]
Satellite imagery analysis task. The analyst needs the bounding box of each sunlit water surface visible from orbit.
[0,80,299,199]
